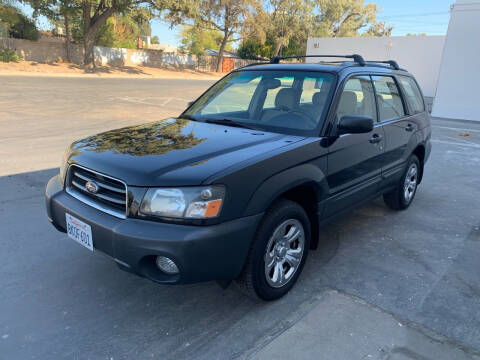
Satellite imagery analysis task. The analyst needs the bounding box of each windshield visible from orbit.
[182,70,336,136]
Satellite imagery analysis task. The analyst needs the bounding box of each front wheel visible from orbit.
[235,199,310,301]
[383,154,420,210]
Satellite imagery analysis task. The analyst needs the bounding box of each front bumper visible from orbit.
[46,175,263,284]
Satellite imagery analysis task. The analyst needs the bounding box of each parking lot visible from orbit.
[1,75,480,359]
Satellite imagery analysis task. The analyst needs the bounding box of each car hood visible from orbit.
[68,118,302,186]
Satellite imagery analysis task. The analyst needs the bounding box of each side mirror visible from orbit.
[337,115,374,135]
[187,101,194,107]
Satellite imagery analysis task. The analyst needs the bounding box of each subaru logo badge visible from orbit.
[85,181,99,194]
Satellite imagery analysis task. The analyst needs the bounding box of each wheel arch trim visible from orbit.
[243,163,328,216]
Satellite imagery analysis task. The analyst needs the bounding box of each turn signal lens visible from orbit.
[185,199,223,218]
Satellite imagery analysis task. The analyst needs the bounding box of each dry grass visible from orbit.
[0,60,223,80]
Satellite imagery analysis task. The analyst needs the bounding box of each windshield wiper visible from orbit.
[203,118,260,130]
[179,114,200,121]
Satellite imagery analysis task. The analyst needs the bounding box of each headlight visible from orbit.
[139,186,225,219]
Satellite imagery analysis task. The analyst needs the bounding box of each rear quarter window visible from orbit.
[372,76,406,121]
[398,76,425,114]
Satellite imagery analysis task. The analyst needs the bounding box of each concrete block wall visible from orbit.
[0,37,83,64]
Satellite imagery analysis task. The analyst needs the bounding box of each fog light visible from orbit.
[155,256,179,275]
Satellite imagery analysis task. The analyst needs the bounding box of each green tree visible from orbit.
[95,15,138,48]
[237,35,303,59]
[264,0,314,57]
[95,9,154,49]
[25,0,195,68]
[171,0,263,72]
[0,4,38,40]
[363,20,393,37]
[237,37,270,59]
[313,0,392,37]
[179,24,232,56]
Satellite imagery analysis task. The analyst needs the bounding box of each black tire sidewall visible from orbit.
[250,201,311,301]
[399,155,420,207]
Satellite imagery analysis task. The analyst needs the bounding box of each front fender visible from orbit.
[243,163,329,216]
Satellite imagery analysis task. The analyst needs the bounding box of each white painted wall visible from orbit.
[128,50,150,65]
[306,36,445,98]
[432,1,480,121]
[94,46,126,66]
[161,53,195,66]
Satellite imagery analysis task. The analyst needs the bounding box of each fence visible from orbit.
[0,37,257,72]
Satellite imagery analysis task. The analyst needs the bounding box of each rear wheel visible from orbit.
[383,154,420,210]
[236,199,310,301]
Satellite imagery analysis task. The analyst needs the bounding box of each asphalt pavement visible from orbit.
[1,75,480,359]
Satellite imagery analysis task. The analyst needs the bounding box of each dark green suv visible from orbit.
[46,55,431,300]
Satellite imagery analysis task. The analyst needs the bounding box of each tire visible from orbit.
[383,154,420,210]
[235,198,311,301]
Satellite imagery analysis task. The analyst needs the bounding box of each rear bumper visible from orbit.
[46,175,262,284]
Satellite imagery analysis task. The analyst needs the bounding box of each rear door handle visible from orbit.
[405,124,414,132]
[369,134,383,144]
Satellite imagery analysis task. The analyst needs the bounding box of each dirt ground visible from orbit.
[0,60,223,79]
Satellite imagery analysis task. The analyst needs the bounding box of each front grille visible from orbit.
[66,165,127,219]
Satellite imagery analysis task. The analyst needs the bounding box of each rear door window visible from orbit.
[336,75,377,122]
[372,76,405,121]
[398,76,425,114]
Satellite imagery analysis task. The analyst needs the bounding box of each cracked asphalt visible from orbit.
[1,75,479,359]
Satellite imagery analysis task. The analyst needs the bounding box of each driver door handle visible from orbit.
[369,134,383,144]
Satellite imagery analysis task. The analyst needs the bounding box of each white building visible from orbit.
[306,36,445,111]
[431,1,480,121]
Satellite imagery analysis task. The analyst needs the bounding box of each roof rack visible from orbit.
[238,55,405,72]
[240,61,270,68]
[270,54,366,66]
[365,60,400,70]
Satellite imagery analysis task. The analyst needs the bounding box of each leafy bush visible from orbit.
[96,16,139,49]
[0,49,21,62]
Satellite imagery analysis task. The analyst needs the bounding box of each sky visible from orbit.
[18,0,454,47]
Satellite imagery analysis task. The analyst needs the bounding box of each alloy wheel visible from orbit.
[403,163,418,203]
[264,219,305,288]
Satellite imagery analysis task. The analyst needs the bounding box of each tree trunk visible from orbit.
[216,33,229,73]
[83,32,96,69]
[81,4,115,69]
[64,14,71,62]
[273,41,282,57]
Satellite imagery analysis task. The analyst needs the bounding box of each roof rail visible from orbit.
[236,55,405,72]
[270,54,366,66]
[236,56,271,69]
[365,60,401,70]
[239,61,270,69]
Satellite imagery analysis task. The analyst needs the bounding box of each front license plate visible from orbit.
[66,213,93,252]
